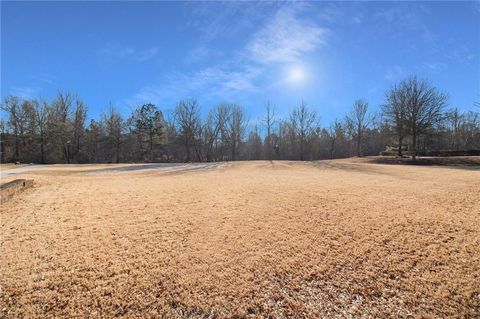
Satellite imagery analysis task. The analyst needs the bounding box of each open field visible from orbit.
[0,163,27,171]
[1,158,479,318]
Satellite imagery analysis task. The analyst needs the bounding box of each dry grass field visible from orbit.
[0,163,26,171]
[1,158,479,318]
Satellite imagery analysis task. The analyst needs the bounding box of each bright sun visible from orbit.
[286,65,307,84]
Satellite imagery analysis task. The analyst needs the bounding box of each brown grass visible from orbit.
[1,160,479,318]
[0,163,26,171]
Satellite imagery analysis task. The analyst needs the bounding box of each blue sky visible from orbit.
[1,1,479,125]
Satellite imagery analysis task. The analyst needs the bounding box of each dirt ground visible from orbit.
[1,159,479,318]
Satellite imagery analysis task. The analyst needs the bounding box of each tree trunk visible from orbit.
[66,145,70,164]
[267,127,271,161]
[14,132,19,162]
[149,130,153,162]
[330,141,335,159]
[1,133,5,163]
[412,129,417,160]
[300,141,304,161]
[186,140,190,162]
[116,139,120,164]
[398,135,403,157]
[300,133,305,161]
[40,134,45,164]
[76,133,80,161]
[356,134,361,157]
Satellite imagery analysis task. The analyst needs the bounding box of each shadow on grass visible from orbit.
[83,162,227,175]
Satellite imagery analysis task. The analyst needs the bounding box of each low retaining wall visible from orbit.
[380,149,480,157]
[0,179,34,203]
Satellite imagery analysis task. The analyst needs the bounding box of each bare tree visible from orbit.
[50,92,74,162]
[85,119,104,163]
[402,76,448,160]
[19,100,38,161]
[347,99,369,157]
[290,101,317,160]
[383,85,407,156]
[174,99,202,162]
[203,104,229,161]
[445,108,462,150]
[225,104,247,161]
[105,104,124,163]
[246,124,262,160]
[328,120,342,159]
[261,102,276,161]
[72,97,87,162]
[1,96,22,161]
[0,119,6,163]
[460,111,480,149]
[35,100,49,163]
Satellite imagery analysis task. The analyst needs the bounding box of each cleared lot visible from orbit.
[1,159,479,318]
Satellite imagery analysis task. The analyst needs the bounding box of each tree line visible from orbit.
[1,75,479,164]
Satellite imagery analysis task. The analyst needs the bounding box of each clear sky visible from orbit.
[1,1,479,125]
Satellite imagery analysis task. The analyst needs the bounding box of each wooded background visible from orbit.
[1,76,479,164]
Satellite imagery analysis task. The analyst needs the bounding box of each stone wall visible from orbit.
[0,179,34,203]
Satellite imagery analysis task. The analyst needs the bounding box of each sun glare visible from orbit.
[286,65,307,84]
